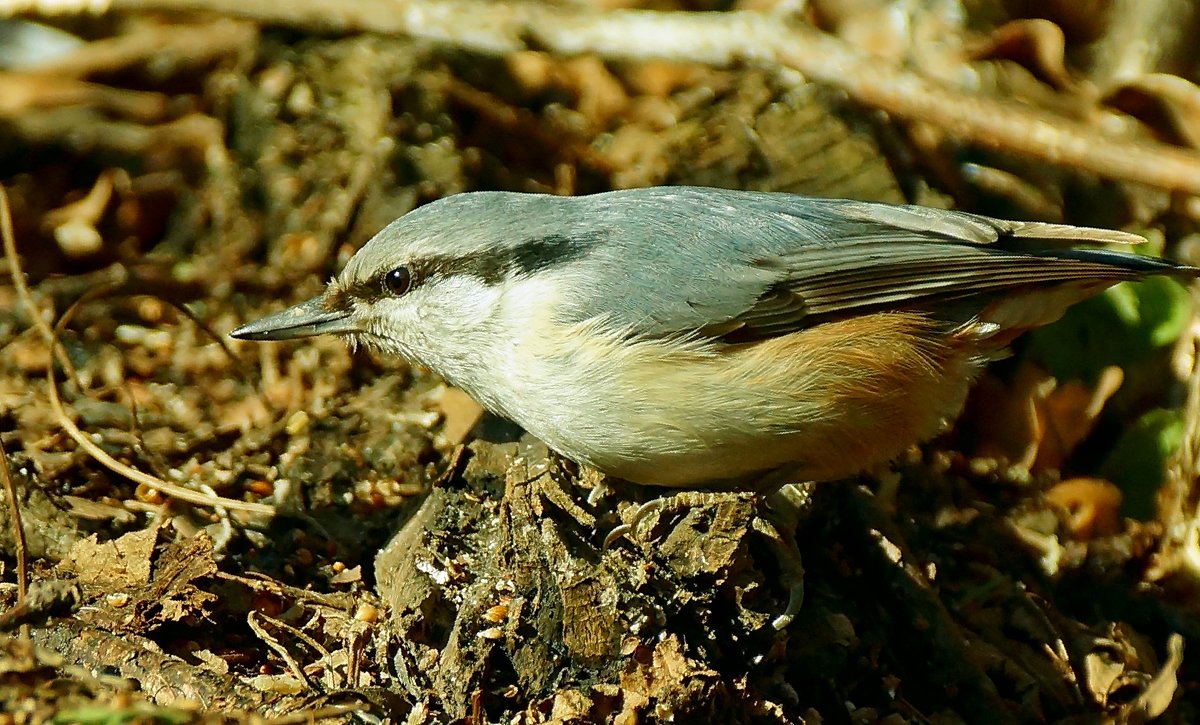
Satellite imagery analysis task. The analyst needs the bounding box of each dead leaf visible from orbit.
[329,565,362,585]
[1084,640,1129,707]
[59,527,158,589]
[549,689,594,721]
[62,495,136,525]
[619,634,719,702]
[969,362,1052,468]
[1044,478,1123,539]
[968,362,1123,471]
[1121,633,1184,720]
[1106,73,1200,148]
[968,19,1076,90]
[1036,366,1124,471]
[120,532,219,632]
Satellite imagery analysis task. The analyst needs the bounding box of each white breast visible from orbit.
[468,288,979,487]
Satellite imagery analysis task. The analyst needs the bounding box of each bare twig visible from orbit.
[771,29,1200,196]
[0,71,167,120]
[77,0,1200,194]
[22,17,257,79]
[0,439,28,605]
[6,110,225,162]
[0,184,275,517]
[60,281,239,372]
[54,290,215,485]
[247,609,313,690]
[345,622,366,690]
[0,187,82,387]
[216,571,359,610]
[258,609,334,663]
[0,190,34,607]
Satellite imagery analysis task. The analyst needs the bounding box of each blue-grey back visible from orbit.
[350,186,1166,342]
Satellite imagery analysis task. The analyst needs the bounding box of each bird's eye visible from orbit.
[383,266,412,296]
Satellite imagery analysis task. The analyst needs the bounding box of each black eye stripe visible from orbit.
[340,229,607,304]
[412,231,607,285]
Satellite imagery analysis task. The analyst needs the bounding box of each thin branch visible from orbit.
[0,190,32,608]
[22,17,257,79]
[0,71,168,121]
[247,609,313,691]
[62,282,239,371]
[0,187,82,386]
[0,439,28,606]
[79,0,1200,194]
[772,28,1200,196]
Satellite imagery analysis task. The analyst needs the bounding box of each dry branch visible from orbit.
[35,0,1191,195]
[21,17,257,78]
[0,439,27,606]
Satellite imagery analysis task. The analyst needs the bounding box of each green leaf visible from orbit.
[1026,277,1191,382]
[1097,407,1185,520]
[52,704,192,725]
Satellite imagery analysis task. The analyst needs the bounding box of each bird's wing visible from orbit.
[566,190,1171,343]
[718,240,1173,342]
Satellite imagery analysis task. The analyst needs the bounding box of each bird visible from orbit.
[231,186,1192,491]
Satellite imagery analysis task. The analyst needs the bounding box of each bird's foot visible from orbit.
[602,490,734,549]
[758,483,813,629]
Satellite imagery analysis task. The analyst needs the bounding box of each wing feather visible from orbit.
[550,188,1182,342]
[720,236,1181,341]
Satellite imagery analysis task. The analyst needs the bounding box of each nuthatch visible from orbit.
[232,187,1192,488]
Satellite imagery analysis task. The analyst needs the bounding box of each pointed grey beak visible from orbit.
[231,296,359,341]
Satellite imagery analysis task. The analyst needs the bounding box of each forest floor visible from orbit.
[2,1,1200,722]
